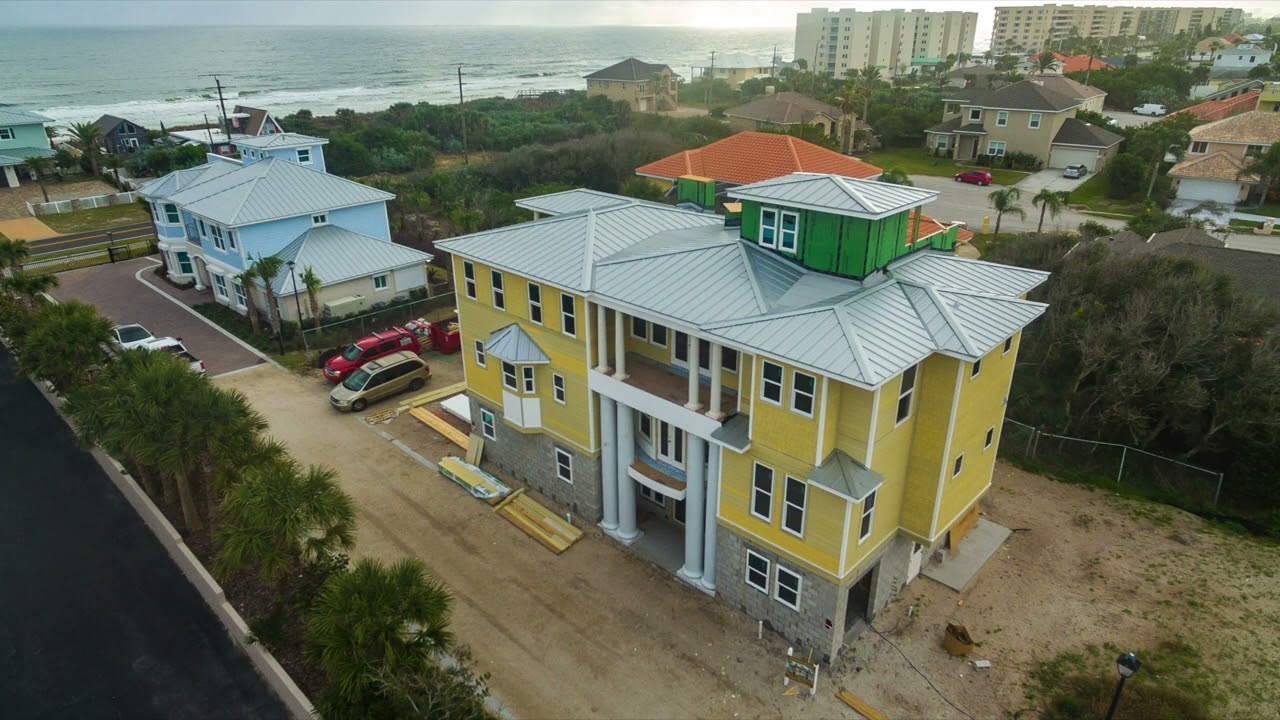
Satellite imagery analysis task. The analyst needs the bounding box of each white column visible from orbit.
[595,302,610,372]
[685,335,702,410]
[707,342,724,419]
[3,165,19,188]
[679,435,708,582]
[700,445,721,593]
[599,395,619,532]
[615,403,640,542]
[614,309,628,381]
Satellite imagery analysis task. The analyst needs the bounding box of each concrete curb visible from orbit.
[29,379,315,720]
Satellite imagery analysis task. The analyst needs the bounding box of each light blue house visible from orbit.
[0,109,55,188]
[138,133,433,323]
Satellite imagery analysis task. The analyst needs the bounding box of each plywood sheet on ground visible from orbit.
[493,489,583,554]
[0,217,58,241]
[836,690,889,720]
[408,407,468,448]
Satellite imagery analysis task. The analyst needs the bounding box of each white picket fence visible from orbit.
[26,190,140,217]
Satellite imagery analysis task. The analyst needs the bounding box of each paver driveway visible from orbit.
[52,257,264,377]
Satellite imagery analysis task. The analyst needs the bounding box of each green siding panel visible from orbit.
[802,211,840,271]
[740,200,760,243]
[837,217,871,277]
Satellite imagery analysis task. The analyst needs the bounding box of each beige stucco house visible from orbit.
[585,58,678,113]
[1171,111,1279,206]
[925,80,1123,172]
[724,91,846,138]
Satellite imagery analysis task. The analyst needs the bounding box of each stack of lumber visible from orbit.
[408,407,468,448]
[438,456,511,504]
[493,489,583,554]
[397,382,467,413]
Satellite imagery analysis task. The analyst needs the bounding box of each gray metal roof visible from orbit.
[165,158,393,227]
[0,147,56,166]
[486,324,550,364]
[233,132,329,150]
[514,189,637,217]
[435,203,722,292]
[710,414,751,451]
[809,450,883,502]
[270,225,433,294]
[887,251,1049,298]
[0,109,52,125]
[137,161,241,200]
[727,173,939,220]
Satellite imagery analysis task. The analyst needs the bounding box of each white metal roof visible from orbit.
[727,173,939,219]
[137,161,241,200]
[809,450,882,502]
[887,251,1049,297]
[0,108,52,125]
[233,132,330,150]
[164,157,393,227]
[271,225,433,295]
[514,188,637,217]
[486,324,550,364]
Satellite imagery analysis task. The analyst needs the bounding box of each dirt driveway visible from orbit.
[222,360,1280,720]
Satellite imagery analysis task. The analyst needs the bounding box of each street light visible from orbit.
[1104,653,1142,720]
[286,260,307,352]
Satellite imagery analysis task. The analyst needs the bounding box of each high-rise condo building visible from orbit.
[795,8,978,78]
[991,5,1244,54]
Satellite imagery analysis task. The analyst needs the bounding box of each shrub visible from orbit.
[1107,153,1147,200]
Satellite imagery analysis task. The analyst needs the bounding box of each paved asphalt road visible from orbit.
[0,344,286,719]
[27,221,155,256]
[910,174,1123,235]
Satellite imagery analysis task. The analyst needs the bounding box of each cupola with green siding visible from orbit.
[728,173,957,280]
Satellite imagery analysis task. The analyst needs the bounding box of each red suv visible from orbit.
[324,328,422,383]
[954,170,993,186]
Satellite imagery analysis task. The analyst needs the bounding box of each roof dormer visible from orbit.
[232,132,329,172]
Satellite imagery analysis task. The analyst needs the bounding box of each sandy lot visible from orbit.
[222,358,1280,720]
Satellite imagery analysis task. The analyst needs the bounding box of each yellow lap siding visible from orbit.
[900,355,962,539]
[834,383,875,462]
[750,357,822,468]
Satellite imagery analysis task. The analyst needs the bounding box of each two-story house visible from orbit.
[1170,110,1280,206]
[925,80,1123,172]
[437,172,1047,662]
[230,105,285,137]
[585,58,678,113]
[0,108,54,189]
[138,133,433,323]
[93,115,153,155]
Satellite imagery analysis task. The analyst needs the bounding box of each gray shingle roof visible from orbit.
[953,80,1082,112]
[0,109,52,125]
[956,123,988,134]
[585,58,671,81]
[1154,243,1280,306]
[486,324,550,364]
[926,117,963,134]
[164,158,393,226]
[514,189,637,217]
[727,173,939,220]
[233,132,328,150]
[809,450,883,502]
[724,92,841,125]
[1052,118,1124,148]
[270,225,433,295]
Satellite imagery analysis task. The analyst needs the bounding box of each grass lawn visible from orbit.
[39,203,150,234]
[1067,171,1143,216]
[967,232,1022,256]
[861,146,1028,186]
[1251,201,1280,218]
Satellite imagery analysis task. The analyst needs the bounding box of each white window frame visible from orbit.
[480,408,496,440]
[474,340,486,368]
[751,462,775,523]
[985,427,995,450]
[935,135,949,150]
[502,361,517,391]
[774,565,802,611]
[1003,336,1013,354]
[778,210,799,253]
[552,373,566,404]
[210,224,227,251]
[560,293,577,338]
[555,446,573,484]
[631,315,648,341]
[971,358,982,379]
[213,274,229,299]
[0,128,13,141]
[297,147,312,164]
[373,274,389,291]
[490,270,505,310]
[527,282,542,324]
[463,261,476,299]
[227,229,238,251]
[760,207,778,248]
[761,361,784,406]
[987,140,1007,157]
[996,110,1009,127]
[164,203,181,225]
[953,454,965,479]
[311,213,328,226]
[782,476,807,538]
[745,550,770,594]
[1190,141,1208,154]
[791,371,816,417]
[858,490,877,543]
[896,364,917,426]
[232,280,247,309]
[968,108,982,122]
[1029,112,1042,129]
[521,366,536,394]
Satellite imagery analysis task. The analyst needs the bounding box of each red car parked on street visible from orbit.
[323,327,422,383]
[954,170,993,186]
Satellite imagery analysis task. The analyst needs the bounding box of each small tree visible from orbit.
[988,187,1026,237]
[17,299,112,393]
[300,266,323,331]
[1130,115,1194,200]
[1239,141,1280,201]
[235,267,263,336]
[251,254,284,338]
[102,153,124,187]
[1032,188,1068,233]
[67,121,103,176]
[1107,153,1147,200]
[0,238,31,277]
[23,156,52,203]
[1035,51,1059,73]
[879,168,914,186]
[1,270,57,308]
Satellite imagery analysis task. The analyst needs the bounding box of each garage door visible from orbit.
[1049,146,1099,171]
[1176,178,1240,204]
[392,264,426,292]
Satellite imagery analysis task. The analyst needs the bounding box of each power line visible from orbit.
[866,621,976,720]
[199,73,232,139]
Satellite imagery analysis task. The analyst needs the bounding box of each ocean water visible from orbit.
[0,26,793,129]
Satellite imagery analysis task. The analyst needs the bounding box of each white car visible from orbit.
[1063,164,1089,179]
[143,337,207,374]
[1132,103,1167,117]
[111,323,155,351]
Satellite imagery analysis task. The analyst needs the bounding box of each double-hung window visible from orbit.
[791,371,816,416]
[501,361,517,391]
[760,208,778,247]
[213,274,229,299]
[232,280,247,308]
[227,229,238,251]
[297,147,311,164]
[463,261,476,299]
[373,274,388,290]
[311,213,327,226]
[210,225,227,251]
[774,565,802,610]
[527,283,542,324]
[555,447,573,484]
[480,408,496,439]
[751,463,774,522]
[521,366,536,393]
[552,374,566,404]
[778,211,798,252]
[761,361,784,405]
[560,294,577,337]
[491,270,505,310]
[859,490,877,542]
[1028,112,1042,129]
[896,364,917,424]
[0,128,13,141]
[996,110,1009,127]
[474,340,486,368]
[164,203,181,224]
[782,477,806,537]
[760,208,799,251]
[745,550,770,593]
[987,140,1007,157]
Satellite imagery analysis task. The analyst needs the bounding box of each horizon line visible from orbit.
[0,22,796,29]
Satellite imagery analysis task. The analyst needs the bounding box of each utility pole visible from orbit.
[705,51,715,107]
[773,44,778,76]
[200,73,232,141]
[456,64,469,166]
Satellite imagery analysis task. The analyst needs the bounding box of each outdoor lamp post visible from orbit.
[1104,652,1142,720]
[286,260,307,351]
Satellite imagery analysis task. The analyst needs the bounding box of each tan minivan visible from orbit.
[329,351,430,412]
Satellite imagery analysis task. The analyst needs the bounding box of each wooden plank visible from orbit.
[492,487,524,514]
[408,407,469,448]
[836,690,889,720]
[493,491,582,554]
[398,381,467,412]
[465,435,484,465]
[362,408,398,424]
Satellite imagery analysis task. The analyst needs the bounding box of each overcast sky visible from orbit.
[3,0,1276,28]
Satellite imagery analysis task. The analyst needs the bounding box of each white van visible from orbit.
[1132,103,1167,116]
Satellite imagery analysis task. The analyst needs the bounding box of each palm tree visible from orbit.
[879,168,914,187]
[300,266,323,331]
[251,254,284,338]
[2,270,58,307]
[834,82,858,155]
[67,121,103,177]
[1083,42,1104,86]
[1034,51,1059,73]
[1032,189,1068,233]
[195,383,269,515]
[0,237,31,277]
[17,299,112,393]
[235,266,263,335]
[307,558,455,706]
[1239,142,1280,201]
[102,153,124,187]
[23,156,52,203]
[956,51,972,67]
[1191,64,1212,86]
[988,187,1026,237]
[857,65,882,124]
[215,458,355,592]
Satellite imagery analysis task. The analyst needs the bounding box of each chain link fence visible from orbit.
[1001,418,1225,511]
[300,293,457,351]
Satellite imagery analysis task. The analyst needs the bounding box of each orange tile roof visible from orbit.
[908,210,974,245]
[1167,91,1260,123]
[1054,53,1113,74]
[634,131,882,184]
